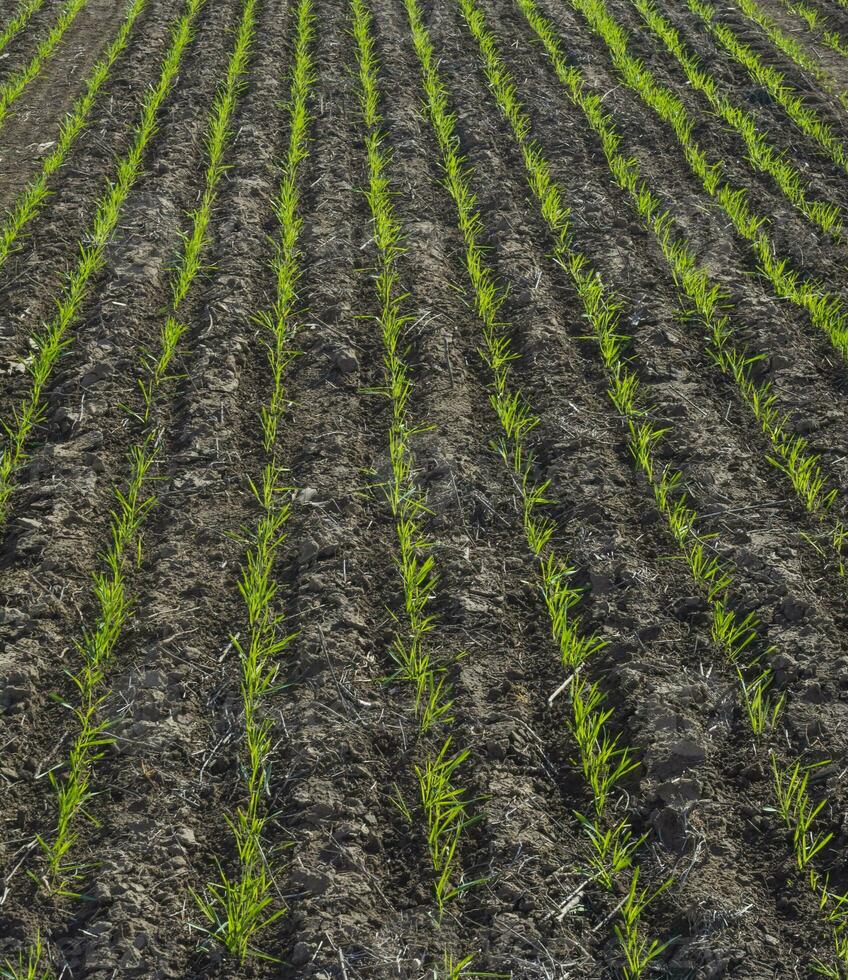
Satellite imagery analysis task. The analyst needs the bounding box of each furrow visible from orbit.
[0,0,207,529]
[457,0,848,970]
[0,0,48,60]
[0,0,91,137]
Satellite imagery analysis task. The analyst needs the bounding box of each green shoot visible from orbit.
[0,0,89,135]
[192,0,315,958]
[0,0,47,59]
[40,0,256,894]
[0,935,50,980]
[614,870,673,978]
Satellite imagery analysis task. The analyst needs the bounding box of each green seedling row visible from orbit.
[688,0,848,176]
[515,0,847,575]
[0,0,47,58]
[0,0,149,270]
[631,0,841,238]
[353,0,477,923]
[0,0,90,136]
[729,0,848,108]
[192,0,316,962]
[568,0,848,361]
[403,0,670,973]
[461,0,848,970]
[0,0,206,529]
[38,0,257,896]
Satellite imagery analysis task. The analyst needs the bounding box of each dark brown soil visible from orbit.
[2,0,848,976]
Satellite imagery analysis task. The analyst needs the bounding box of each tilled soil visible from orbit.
[2,0,848,976]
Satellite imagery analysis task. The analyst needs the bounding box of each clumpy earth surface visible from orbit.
[3,0,848,976]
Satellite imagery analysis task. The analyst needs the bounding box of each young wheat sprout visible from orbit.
[403,0,668,969]
[40,0,257,894]
[462,0,848,968]
[192,0,315,960]
[352,0,476,920]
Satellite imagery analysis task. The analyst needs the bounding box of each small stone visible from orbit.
[333,347,359,373]
[668,738,706,765]
[175,826,196,847]
[90,880,112,903]
[83,452,105,473]
[291,942,311,967]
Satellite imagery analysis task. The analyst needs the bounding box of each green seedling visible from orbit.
[1,935,51,980]
[614,870,673,978]
[0,0,90,135]
[576,813,645,890]
[771,757,834,870]
[415,738,485,912]
[0,0,207,529]
[738,665,785,735]
[0,0,47,58]
[42,0,257,895]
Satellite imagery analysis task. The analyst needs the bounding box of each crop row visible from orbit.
[0,0,47,58]
[631,0,841,238]
[352,0,480,959]
[0,0,207,527]
[6,0,848,971]
[192,0,314,960]
[458,0,848,971]
[778,0,848,60]
[686,0,848,177]
[515,0,848,578]
[0,0,90,135]
[570,0,848,368]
